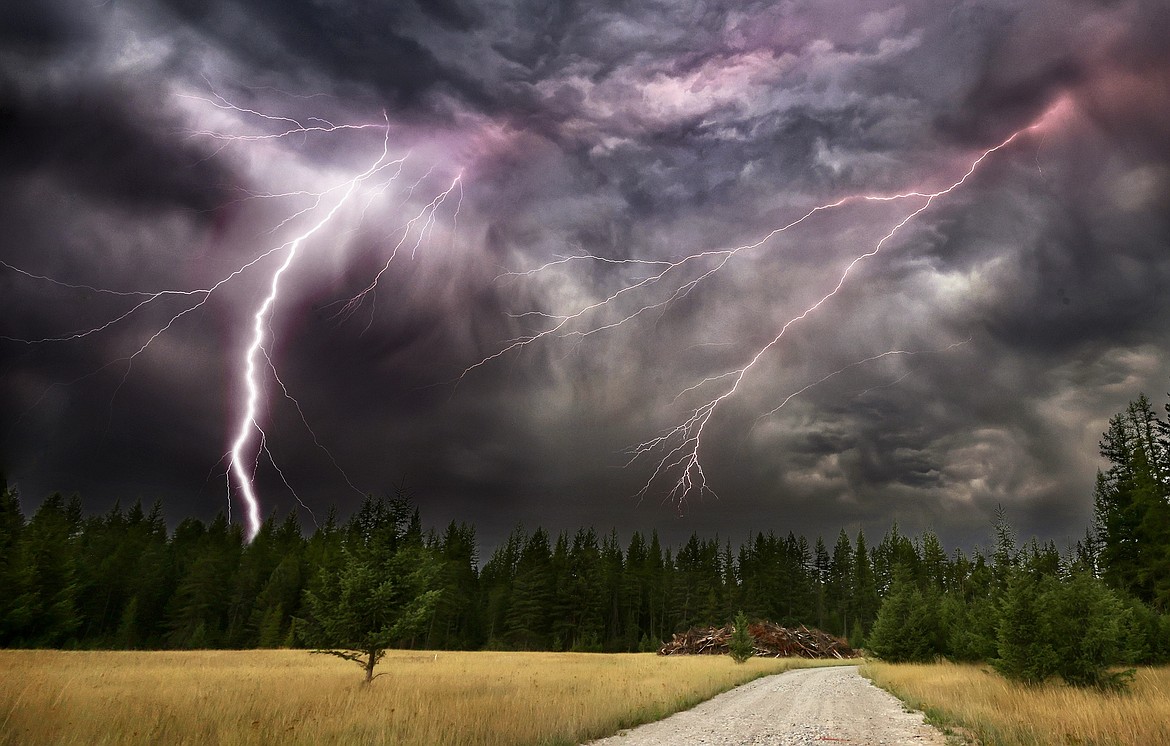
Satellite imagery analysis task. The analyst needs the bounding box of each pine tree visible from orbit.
[645,531,667,644]
[0,478,29,645]
[12,493,82,646]
[621,532,650,652]
[479,525,523,645]
[867,565,941,662]
[1095,395,1170,608]
[1044,572,1132,689]
[566,527,604,650]
[993,571,1058,685]
[851,530,878,645]
[504,528,554,649]
[302,493,440,683]
[827,530,853,637]
[426,521,480,649]
[166,513,241,648]
[813,537,830,630]
[600,530,625,649]
[728,611,754,663]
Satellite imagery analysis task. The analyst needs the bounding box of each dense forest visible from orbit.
[2,392,1169,681]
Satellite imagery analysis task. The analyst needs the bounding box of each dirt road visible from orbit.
[586,664,947,746]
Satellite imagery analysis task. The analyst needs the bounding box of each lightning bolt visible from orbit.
[753,339,972,424]
[470,101,1066,507]
[2,90,462,541]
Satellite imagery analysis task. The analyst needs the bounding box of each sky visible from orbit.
[2,0,1169,552]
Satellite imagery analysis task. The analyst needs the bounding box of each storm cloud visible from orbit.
[2,0,1169,550]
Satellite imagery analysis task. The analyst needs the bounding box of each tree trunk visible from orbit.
[364,648,377,683]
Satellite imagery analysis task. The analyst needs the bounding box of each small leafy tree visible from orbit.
[728,611,754,663]
[303,492,440,683]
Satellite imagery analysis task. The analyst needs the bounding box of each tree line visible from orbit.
[0,480,895,652]
[1,390,1168,684]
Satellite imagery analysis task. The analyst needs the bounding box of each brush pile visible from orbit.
[658,621,857,659]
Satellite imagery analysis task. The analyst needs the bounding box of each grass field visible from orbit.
[863,660,1170,745]
[0,649,851,745]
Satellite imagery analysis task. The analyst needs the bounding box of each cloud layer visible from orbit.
[2,0,1169,549]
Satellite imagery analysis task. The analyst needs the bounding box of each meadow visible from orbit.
[0,649,849,745]
[863,660,1170,745]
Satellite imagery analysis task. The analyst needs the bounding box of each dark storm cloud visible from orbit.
[2,0,1169,551]
[0,2,99,54]
[153,0,492,115]
[0,80,231,212]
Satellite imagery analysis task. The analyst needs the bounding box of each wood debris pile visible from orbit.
[658,622,857,659]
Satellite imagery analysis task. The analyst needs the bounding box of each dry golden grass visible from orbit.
[0,649,851,745]
[862,660,1170,746]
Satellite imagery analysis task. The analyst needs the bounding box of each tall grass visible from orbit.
[0,650,849,745]
[862,660,1170,745]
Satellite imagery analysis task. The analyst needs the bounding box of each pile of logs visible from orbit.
[658,621,857,659]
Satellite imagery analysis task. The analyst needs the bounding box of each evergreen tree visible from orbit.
[993,571,1059,685]
[549,531,574,650]
[1043,572,1132,689]
[620,532,650,652]
[813,537,830,630]
[426,521,480,649]
[566,527,605,650]
[826,530,853,637]
[166,513,242,648]
[920,530,949,591]
[297,508,344,645]
[479,525,523,645]
[600,530,625,649]
[873,523,919,595]
[123,501,172,647]
[645,531,668,644]
[671,533,706,630]
[719,540,738,625]
[867,565,941,662]
[940,592,998,662]
[728,611,754,663]
[0,479,29,645]
[851,530,878,645]
[1095,395,1170,608]
[302,493,440,683]
[10,493,82,646]
[504,528,554,649]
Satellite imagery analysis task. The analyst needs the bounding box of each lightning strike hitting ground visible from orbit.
[1,93,462,541]
[474,101,1068,507]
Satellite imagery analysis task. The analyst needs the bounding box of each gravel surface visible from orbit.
[586,665,947,746]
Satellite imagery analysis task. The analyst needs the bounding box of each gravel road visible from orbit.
[586,665,947,746]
